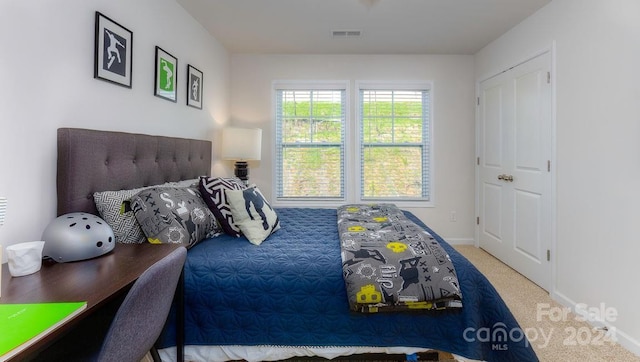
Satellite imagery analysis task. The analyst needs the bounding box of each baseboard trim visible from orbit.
[551,291,640,358]
[444,238,475,245]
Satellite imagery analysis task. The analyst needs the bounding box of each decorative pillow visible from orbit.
[93,179,204,244]
[94,186,150,244]
[225,186,280,245]
[199,176,247,237]
[165,178,199,188]
[129,187,222,246]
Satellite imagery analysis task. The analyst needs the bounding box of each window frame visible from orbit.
[355,81,434,207]
[271,80,433,208]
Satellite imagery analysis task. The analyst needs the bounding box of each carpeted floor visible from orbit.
[454,245,640,362]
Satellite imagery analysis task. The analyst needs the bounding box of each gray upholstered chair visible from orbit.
[32,246,187,362]
[97,246,187,362]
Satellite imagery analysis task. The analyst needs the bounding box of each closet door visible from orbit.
[478,52,552,290]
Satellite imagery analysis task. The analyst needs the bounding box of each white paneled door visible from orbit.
[478,52,552,291]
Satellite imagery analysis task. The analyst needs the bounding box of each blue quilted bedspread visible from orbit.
[158,208,538,361]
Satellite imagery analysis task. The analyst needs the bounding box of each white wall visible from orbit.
[475,0,640,354]
[230,54,476,242]
[0,0,230,259]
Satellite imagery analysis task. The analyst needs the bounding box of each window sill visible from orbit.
[272,199,434,209]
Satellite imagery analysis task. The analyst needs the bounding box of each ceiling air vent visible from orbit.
[332,30,362,38]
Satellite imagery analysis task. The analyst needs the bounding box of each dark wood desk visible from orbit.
[1,243,181,361]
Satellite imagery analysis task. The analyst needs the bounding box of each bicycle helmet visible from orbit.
[42,212,115,263]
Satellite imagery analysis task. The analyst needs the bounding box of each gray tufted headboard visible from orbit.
[57,128,212,216]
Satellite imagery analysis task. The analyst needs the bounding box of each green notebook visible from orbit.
[0,302,87,359]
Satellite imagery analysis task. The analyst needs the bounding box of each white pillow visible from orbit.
[225,186,280,245]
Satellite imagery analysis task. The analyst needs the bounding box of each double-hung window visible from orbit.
[274,82,347,202]
[358,83,432,202]
[274,81,432,206]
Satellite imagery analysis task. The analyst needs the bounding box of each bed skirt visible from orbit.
[158,345,477,362]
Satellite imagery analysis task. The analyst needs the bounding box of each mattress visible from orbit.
[158,207,538,362]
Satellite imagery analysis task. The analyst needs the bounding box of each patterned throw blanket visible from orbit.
[338,204,463,313]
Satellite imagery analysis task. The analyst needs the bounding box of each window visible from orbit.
[274,81,432,206]
[358,85,431,202]
[274,84,346,201]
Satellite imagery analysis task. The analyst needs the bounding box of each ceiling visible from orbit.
[176,0,551,55]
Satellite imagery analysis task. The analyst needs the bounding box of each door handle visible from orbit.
[497,174,514,182]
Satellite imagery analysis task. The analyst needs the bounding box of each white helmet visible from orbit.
[42,212,115,263]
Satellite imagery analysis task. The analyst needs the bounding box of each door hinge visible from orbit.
[547,71,551,84]
[476,216,480,225]
[477,157,480,166]
[477,97,480,106]
[547,160,551,172]
[547,249,551,261]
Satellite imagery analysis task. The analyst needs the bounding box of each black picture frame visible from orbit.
[154,46,178,102]
[94,12,133,88]
[186,65,203,109]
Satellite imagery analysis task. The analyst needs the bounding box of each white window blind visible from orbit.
[275,88,346,200]
[359,88,431,201]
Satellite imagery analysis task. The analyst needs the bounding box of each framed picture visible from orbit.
[154,46,178,102]
[186,65,203,109]
[94,12,133,88]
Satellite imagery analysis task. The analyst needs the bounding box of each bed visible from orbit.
[56,128,538,362]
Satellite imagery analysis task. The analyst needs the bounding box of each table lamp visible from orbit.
[221,127,262,185]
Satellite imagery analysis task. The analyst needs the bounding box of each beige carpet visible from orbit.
[454,245,640,362]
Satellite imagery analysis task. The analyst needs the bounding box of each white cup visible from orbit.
[6,241,45,277]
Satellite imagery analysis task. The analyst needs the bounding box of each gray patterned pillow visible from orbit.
[130,187,222,246]
[94,186,150,244]
[93,179,201,244]
[165,178,199,188]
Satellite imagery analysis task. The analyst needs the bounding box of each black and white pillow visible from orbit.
[199,176,246,237]
[129,187,221,246]
[93,179,202,244]
[94,187,150,244]
[226,186,280,245]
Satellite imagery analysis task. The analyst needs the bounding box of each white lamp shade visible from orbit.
[221,127,262,161]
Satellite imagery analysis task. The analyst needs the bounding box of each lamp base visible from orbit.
[234,161,249,185]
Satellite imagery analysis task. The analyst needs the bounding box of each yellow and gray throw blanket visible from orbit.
[338,204,463,313]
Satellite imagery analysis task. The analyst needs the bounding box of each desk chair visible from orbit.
[97,246,187,362]
[29,248,187,362]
